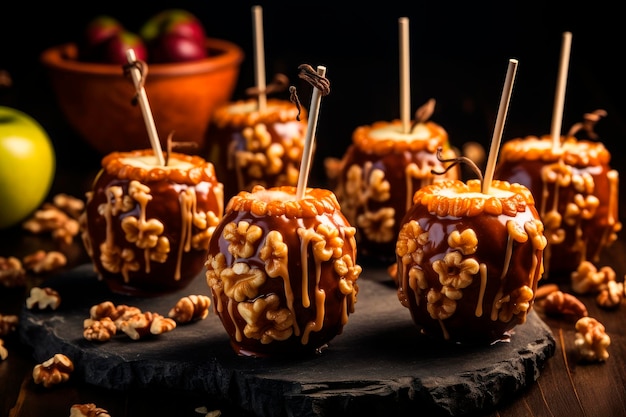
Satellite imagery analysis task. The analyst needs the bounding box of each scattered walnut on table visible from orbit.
[0,256,26,287]
[26,287,61,310]
[22,203,80,244]
[118,311,176,340]
[53,193,85,220]
[596,280,624,309]
[168,294,211,323]
[22,250,67,274]
[0,338,8,360]
[575,316,611,362]
[0,314,19,336]
[89,301,142,328]
[534,283,560,299]
[32,353,74,388]
[571,261,615,295]
[541,290,588,318]
[69,403,111,417]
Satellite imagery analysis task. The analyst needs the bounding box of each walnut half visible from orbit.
[575,316,611,362]
[70,403,111,417]
[32,353,74,388]
[26,287,61,310]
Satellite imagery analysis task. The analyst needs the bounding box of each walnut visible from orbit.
[571,261,615,294]
[0,338,8,360]
[69,403,111,417]
[89,301,141,327]
[0,256,26,287]
[534,283,560,299]
[83,317,117,342]
[53,193,85,219]
[596,280,624,309]
[0,314,19,336]
[575,316,610,362]
[32,353,74,388]
[22,250,67,274]
[168,294,211,323]
[22,203,80,244]
[26,287,61,310]
[541,290,588,318]
[118,311,176,340]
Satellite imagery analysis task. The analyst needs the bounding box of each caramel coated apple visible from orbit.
[207,98,308,200]
[81,150,224,296]
[494,136,621,280]
[205,185,361,357]
[395,179,547,344]
[331,118,459,265]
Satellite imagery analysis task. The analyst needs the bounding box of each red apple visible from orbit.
[140,9,207,63]
[78,15,124,62]
[100,30,147,65]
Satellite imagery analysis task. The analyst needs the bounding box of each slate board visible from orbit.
[19,263,556,417]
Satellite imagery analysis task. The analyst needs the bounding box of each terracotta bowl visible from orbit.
[40,38,244,155]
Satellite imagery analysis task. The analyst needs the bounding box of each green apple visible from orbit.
[0,106,55,229]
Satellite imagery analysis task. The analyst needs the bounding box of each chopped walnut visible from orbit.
[0,338,7,360]
[118,311,176,340]
[22,203,80,244]
[70,403,111,417]
[26,287,61,310]
[0,314,19,336]
[168,294,211,323]
[89,301,141,327]
[596,280,624,309]
[575,316,610,362]
[32,353,74,388]
[541,290,588,318]
[0,256,26,287]
[83,317,117,342]
[22,250,67,274]
[571,261,615,294]
[53,193,85,219]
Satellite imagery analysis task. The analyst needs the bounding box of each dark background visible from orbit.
[1,0,624,192]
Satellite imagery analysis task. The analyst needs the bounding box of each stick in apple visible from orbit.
[252,5,267,112]
[481,58,519,194]
[296,65,328,200]
[399,17,411,134]
[550,31,573,151]
[124,48,165,166]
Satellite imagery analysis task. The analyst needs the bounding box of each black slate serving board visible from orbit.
[19,264,555,417]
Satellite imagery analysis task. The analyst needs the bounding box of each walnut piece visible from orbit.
[83,317,117,342]
[22,250,67,274]
[0,338,8,360]
[541,290,588,318]
[32,353,74,387]
[89,301,142,327]
[575,316,611,362]
[168,294,211,323]
[0,314,19,336]
[534,283,560,299]
[69,403,111,417]
[22,203,80,244]
[26,287,61,310]
[53,193,85,219]
[571,261,615,294]
[596,280,624,309]
[0,256,26,287]
[118,311,176,340]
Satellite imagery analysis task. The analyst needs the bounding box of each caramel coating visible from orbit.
[395,180,546,344]
[332,119,459,263]
[206,186,361,357]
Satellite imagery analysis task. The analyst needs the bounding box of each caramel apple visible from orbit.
[395,178,547,344]
[328,99,460,265]
[207,97,308,201]
[81,149,224,296]
[494,112,621,281]
[205,185,361,357]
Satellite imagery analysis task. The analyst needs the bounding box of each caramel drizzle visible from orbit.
[177,189,196,281]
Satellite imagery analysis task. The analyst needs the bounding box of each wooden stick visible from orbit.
[551,31,572,151]
[399,17,411,134]
[125,49,164,166]
[296,66,327,200]
[482,59,519,194]
[252,5,267,112]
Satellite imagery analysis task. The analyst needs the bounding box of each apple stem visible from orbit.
[399,17,411,134]
[124,48,165,166]
[296,64,330,200]
[252,5,267,112]
[550,31,572,152]
[482,58,518,195]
